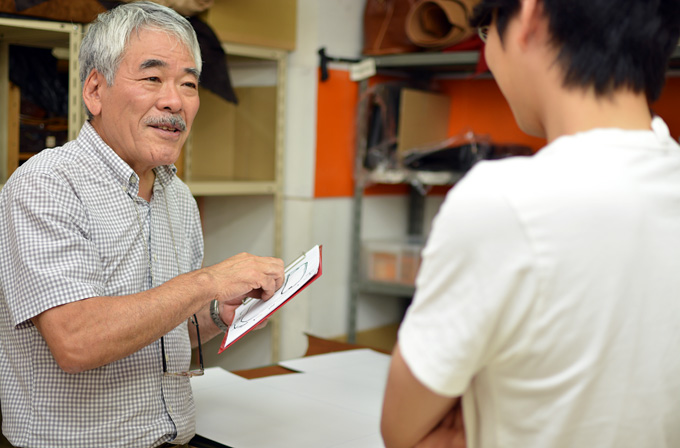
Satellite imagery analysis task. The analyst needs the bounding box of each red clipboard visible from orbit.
[218,245,323,353]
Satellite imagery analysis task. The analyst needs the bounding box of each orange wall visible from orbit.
[314,68,358,198]
[315,69,680,199]
[440,78,546,151]
[314,69,408,197]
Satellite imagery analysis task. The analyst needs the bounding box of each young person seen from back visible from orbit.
[381,0,680,447]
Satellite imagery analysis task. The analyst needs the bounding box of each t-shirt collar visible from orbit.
[546,116,678,153]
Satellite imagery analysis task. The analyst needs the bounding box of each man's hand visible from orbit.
[189,253,283,348]
[415,402,466,448]
[203,253,285,305]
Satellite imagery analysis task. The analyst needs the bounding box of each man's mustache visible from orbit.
[145,115,187,132]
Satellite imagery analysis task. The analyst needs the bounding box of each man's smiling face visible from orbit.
[88,27,200,177]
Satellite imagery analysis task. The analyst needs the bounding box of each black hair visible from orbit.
[469,0,680,102]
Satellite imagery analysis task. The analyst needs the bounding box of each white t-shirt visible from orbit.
[399,117,680,448]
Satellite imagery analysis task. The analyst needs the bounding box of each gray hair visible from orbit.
[79,1,202,119]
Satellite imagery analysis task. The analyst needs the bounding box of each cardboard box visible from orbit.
[203,0,297,51]
[189,86,277,181]
[397,88,451,159]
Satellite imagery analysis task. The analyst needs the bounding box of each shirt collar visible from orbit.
[76,121,178,196]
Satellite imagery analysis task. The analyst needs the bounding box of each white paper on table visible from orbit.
[191,367,251,391]
[192,351,391,448]
[279,348,391,389]
[192,367,379,448]
[251,365,386,419]
[219,245,322,352]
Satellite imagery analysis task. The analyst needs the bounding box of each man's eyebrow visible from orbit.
[185,67,200,79]
[140,59,200,79]
[140,59,167,70]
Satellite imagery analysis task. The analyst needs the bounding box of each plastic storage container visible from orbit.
[362,237,425,285]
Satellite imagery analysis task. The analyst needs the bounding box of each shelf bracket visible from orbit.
[318,47,360,82]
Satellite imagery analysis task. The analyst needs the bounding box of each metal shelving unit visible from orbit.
[346,51,475,343]
[347,42,680,343]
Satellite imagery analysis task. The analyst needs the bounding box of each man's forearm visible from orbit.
[32,268,216,373]
[32,252,284,373]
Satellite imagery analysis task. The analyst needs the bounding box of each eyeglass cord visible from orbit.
[126,177,203,376]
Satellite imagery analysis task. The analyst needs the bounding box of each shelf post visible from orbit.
[270,49,287,363]
[347,79,370,343]
[68,23,83,142]
[407,185,425,237]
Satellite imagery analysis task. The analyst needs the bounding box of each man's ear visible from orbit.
[516,0,548,49]
[82,69,105,118]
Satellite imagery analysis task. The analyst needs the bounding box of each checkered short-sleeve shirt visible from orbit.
[0,122,204,447]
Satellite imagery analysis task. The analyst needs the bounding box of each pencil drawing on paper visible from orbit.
[282,262,308,294]
[232,261,310,330]
[233,300,259,329]
[221,245,321,351]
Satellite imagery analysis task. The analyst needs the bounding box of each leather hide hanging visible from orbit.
[1,0,237,105]
[0,0,105,23]
[117,0,213,18]
[406,0,479,49]
[363,0,420,56]
[363,0,482,55]
[5,0,213,19]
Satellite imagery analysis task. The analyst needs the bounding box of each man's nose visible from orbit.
[157,82,183,112]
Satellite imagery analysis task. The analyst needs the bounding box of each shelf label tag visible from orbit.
[350,58,376,81]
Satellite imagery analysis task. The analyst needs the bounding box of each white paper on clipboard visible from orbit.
[219,245,322,353]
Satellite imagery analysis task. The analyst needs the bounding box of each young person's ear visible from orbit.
[82,69,105,118]
[516,0,549,49]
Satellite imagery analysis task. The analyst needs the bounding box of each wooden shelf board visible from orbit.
[184,180,277,196]
[0,181,278,197]
[0,17,74,48]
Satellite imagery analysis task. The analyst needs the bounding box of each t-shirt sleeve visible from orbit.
[398,164,539,397]
[2,171,105,327]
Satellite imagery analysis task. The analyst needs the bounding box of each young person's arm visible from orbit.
[381,344,461,448]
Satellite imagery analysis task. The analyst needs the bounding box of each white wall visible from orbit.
[278,0,367,361]
[200,196,276,370]
[202,0,447,369]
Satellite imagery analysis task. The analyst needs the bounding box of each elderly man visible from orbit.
[381,0,680,447]
[0,2,284,447]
